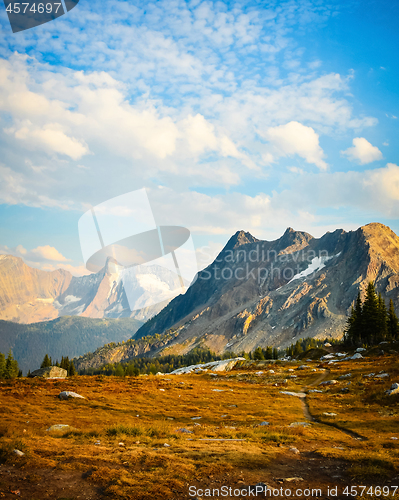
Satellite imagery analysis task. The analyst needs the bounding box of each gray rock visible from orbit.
[289,447,300,454]
[338,373,351,379]
[280,391,306,398]
[319,380,338,386]
[289,422,310,428]
[176,428,193,433]
[59,391,85,400]
[47,424,72,432]
[386,383,399,396]
[259,421,269,426]
[13,449,24,457]
[30,366,67,378]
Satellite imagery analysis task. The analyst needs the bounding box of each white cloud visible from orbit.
[341,137,383,165]
[0,243,91,276]
[264,121,328,170]
[6,122,89,160]
[0,243,70,263]
[30,245,70,262]
[288,166,305,174]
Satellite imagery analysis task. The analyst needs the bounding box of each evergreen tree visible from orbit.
[265,346,273,359]
[272,347,279,360]
[377,293,388,343]
[60,356,70,372]
[41,353,52,368]
[362,283,380,346]
[4,350,19,379]
[68,362,76,377]
[253,347,265,360]
[387,299,399,341]
[293,340,303,356]
[0,352,5,378]
[344,293,363,346]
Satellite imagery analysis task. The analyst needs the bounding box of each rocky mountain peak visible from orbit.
[278,226,313,253]
[102,256,120,275]
[223,230,259,252]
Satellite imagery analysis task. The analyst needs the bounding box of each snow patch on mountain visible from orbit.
[288,253,341,285]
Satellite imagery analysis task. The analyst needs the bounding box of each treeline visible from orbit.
[285,337,338,357]
[252,346,279,360]
[344,282,399,346]
[80,348,238,376]
[0,350,21,379]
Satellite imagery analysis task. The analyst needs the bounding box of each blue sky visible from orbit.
[0,0,398,275]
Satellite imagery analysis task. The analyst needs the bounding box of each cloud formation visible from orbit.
[265,121,328,170]
[341,137,383,165]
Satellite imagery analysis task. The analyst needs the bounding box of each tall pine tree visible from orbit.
[362,282,380,346]
[387,299,399,340]
[41,354,52,368]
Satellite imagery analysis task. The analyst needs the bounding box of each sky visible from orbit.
[0,0,398,275]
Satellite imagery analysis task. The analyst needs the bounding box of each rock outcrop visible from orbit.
[29,366,67,378]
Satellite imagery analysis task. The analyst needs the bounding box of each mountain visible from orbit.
[133,222,399,354]
[0,316,143,373]
[0,255,170,324]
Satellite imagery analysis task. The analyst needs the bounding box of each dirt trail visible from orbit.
[300,369,366,441]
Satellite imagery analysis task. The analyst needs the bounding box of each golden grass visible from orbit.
[0,355,398,498]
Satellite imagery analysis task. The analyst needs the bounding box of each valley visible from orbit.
[0,348,398,499]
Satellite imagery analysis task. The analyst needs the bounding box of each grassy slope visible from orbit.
[0,316,143,374]
[0,351,398,499]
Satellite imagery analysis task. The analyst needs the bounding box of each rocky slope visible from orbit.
[0,256,169,324]
[133,223,399,356]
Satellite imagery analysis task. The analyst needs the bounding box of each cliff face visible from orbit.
[0,255,72,323]
[0,255,167,324]
[133,223,399,355]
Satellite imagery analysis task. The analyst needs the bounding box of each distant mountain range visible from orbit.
[0,316,143,373]
[74,222,399,371]
[2,222,399,373]
[0,255,169,324]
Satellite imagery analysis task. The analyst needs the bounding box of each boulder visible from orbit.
[59,391,85,400]
[280,391,306,398]
[319,380,338,386]
[170,357,245,375]
[47,424,72,432]
[30,366,67,378]
[386,383,399,396]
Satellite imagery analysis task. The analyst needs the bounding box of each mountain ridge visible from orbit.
[131,222,399,358]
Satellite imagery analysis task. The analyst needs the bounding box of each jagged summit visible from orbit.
[223,230,259,251]
[278,227,313,252]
